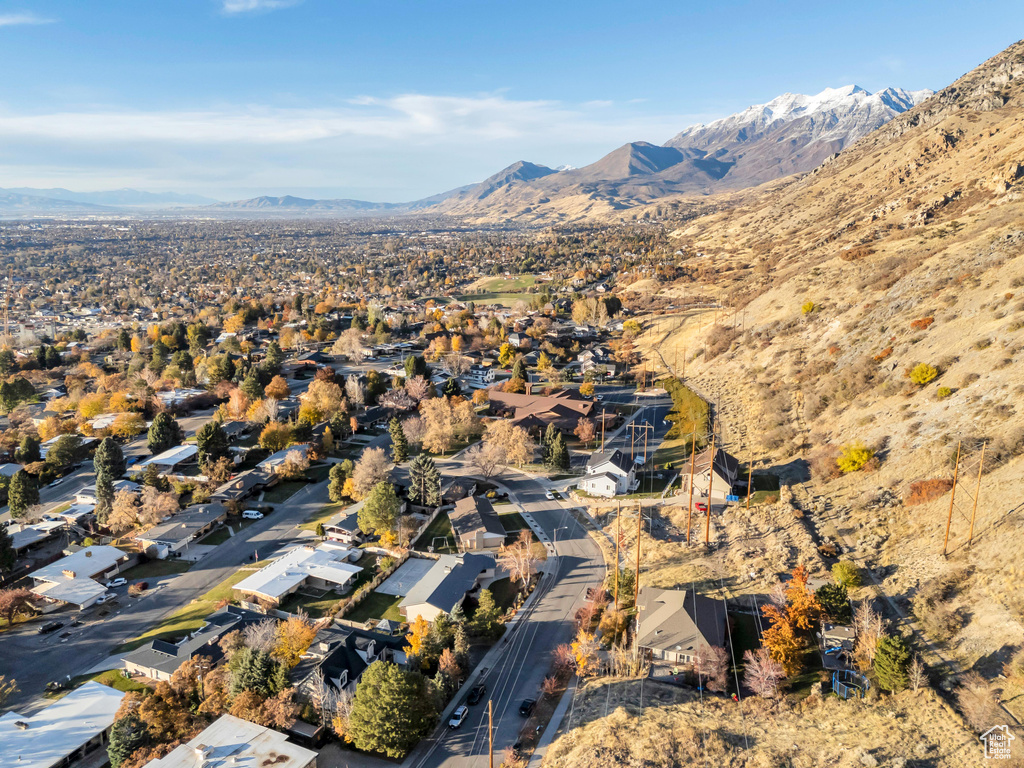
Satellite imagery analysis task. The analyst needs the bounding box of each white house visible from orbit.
[578,449,637,497]
[29,545,131,609]
[233,542,362,606]
[145,715,317,768]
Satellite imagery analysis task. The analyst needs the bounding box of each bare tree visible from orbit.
[402,415,426,449]
[379,388,416,412]
[404,376,430,403]
[465,440,506,480]
[694,644,729,692]
[243,618,279,653]
[440,352,470,378]
[853,600,884,671]
[345,374,366,408]
[331,328,365,360]
[742,648,785,698]
[498,530,537,591]
[908,654,926,692]
[139,486,179,526]
[351,446,390,499]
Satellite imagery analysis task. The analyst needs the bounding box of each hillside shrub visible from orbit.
[832,561,861,588]
[801,301,816,315]
[904,478,953,506]
[836,442,874,473]
[936,386,953,399]
[909,363,939,385]
[910,316,934,331]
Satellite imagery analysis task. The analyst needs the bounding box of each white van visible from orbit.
[242,510,264,520]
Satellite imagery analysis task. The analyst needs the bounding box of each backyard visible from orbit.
[300,501,345,533]
[415,512,457,554]
[345,591,404,624]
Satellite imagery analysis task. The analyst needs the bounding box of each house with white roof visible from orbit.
[29,545,130,609]
[233,542,362,607]
[129,444,198,475]
[144,715,316,768]
[0,680,127,768]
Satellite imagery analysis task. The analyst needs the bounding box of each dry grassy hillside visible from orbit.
[622,36,1024,713]
[544,680,979,768]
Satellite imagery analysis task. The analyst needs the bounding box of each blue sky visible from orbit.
[0,0,1021,201]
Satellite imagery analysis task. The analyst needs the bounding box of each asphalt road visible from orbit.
[404,467,605,768]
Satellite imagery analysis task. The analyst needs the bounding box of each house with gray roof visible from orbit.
[635,586,727,666]
[449,496,505,551]
[399,553,494,623]
[292,623,409,699]
[578,448,637,497]
[135,503,228,558]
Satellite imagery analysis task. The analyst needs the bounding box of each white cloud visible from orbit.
[0,13,55,27]
[221,0,302,14]
[0,93,721,199]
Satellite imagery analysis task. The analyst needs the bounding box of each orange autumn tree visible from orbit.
[784,565,820,631]
[404,615,430,659]
[760,604,804,676]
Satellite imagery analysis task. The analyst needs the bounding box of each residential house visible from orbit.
[136,503,229,559]
[144,715,317,768]
[258,444,311,475]
[9,520,66,553]
[122,605,264,681]
[449,496,506,552]
[678,446,740,501]
[211,467,278,505]
[129,444,199,477]
[292,623,408,699]
[578,449,637,497]
[323,508,364,546]
[635,586,727,666]
[234,543,363,607]
[0,681,127,768]
[29,545,131,609]
[487,388,598,435]
[399,553,494,623]
[76,480,140,506]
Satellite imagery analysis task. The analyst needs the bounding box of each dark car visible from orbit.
[518,698,536,717]
[467,683,486,705]
[38,621,64,634]
[511,742,523,758]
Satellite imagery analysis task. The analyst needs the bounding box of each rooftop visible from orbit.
[449,496,505,539]
[145,714,317,768]
[636,586,726,654]
[399,553,492,614]
[233,543,362,602]
[134,443,198,469]
[30,545,127,605]
[0,681,127,768]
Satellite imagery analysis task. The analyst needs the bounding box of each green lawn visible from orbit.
[121,567,258,651]
[305,463,332,483]
[652,435,693,469]
[415,512,456,554]
[498,512,547,560]
[300,501,345,532]
[199,519,256,546]
[470,275,537,293]
[279,589,345,617]
[346,591,405,624]
[263,480,308,504]
[45,668,150,700]
[122,559,192,580]
[454,292,534,306]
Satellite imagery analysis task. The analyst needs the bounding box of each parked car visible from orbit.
[545,491,555,500]
[511,742,523,759]
[448,705,469,729]
[694,503,708,513]
[106,577,127,588]
[242,510,264,520]
[38,621,64,634]
[96,593,116,605]
[518,699,536,717]
[467,683,486,705]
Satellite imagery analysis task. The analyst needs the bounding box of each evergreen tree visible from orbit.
[196,422,229,467]
[389,417,409,463]
[408,454,441,507]
[14,435,40,464]
[94,437,126,523]
[262,340,284,375]
[44,346,61,369]
[472,588,501,637]
[240,367,263,401]
[8,470,38,519]
[358,482,400,540]
[510,357,526,382]
[548,432,570,471]
[229,647,283,697]
[347,662,438,758]
[315,522,326,537]
[442,378,461,399]
[0,522,16,574]
[542,423,559,464]
[815,583,852,623]
[874,635,911,693]
[328,463,347,503]
[107,713,149,768]
[45,434,81,468]
[147,412,183,454]
[0,348,15,376]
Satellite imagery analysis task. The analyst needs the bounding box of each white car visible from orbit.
[449,705,469,729]
[106,578,127,589]
[545,491,555,500]
[96,593,116,605]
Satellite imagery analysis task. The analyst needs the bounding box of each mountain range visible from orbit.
[0,85,931,219]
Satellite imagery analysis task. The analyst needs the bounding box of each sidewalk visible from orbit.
[526,676,578,767]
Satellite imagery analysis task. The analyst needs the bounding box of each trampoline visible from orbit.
[832,669,870,699]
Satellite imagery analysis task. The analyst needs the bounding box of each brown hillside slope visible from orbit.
[635,37,1024,700]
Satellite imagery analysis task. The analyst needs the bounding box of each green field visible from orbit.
[300,501,346,532]
[263,480,307,504]
[346,592,404,624]
[416,512,456,553]
[455,292,534,306]
[468,275,537,293]
[122,558,192,580]
[122,567,258,651]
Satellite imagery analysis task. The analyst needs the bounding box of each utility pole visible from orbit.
[614,501,621,609]
[746,457,754,511]
[488,700,494,768]
[968,442,985,546]
[705,422,717,546]
[943,440,962,556]
[686,431,696,544]
[681,345,686,381]
[634,501,642,610]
